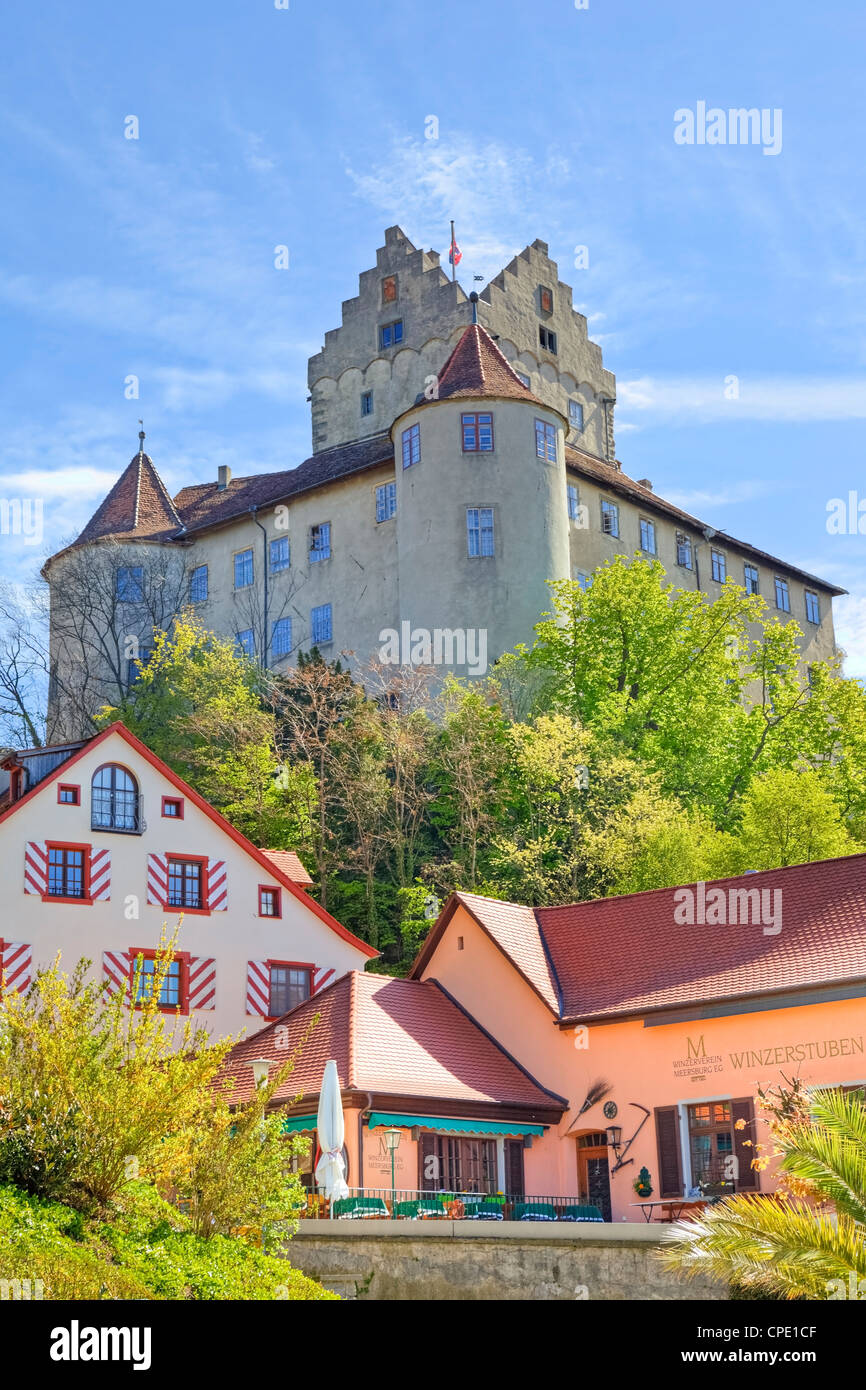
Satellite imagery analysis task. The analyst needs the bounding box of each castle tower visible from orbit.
[391,319,570,676]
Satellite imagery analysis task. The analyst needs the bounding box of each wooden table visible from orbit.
[629,1198,706,1223]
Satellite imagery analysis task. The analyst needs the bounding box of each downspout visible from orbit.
[250,506,269,667]
[358,1092,373,1196]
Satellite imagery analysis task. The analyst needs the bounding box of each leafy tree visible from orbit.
[728,767,862,871]
[429,679,510,890]
[100,613,286,846]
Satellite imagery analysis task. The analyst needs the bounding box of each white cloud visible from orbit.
[617,375,866,426]
[834,594,866,682]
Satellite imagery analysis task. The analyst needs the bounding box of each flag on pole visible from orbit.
[448,236,462,267]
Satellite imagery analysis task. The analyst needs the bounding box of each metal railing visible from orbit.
[91,789,144,834]
[298,1188,606,1223]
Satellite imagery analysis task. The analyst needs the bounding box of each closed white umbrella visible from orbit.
[315,1059,350,1202]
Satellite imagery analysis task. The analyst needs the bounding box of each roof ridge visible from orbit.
[347,969,358,1089]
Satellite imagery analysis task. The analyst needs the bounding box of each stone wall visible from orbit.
[286,1220,727,1301]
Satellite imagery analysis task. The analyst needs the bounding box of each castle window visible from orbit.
[567,484,580,520]
[601,499,619,537]
[711,549,727,584]
[640,518,657,555]
[575,570,593,591]
[270,536,290,573]
[268,964,311,1017]
[236,629,255,659]
[259,887,282,918]
[535,419,557,462]
[462,412,494,452]
[190,564,208,602]
[539,326,557,354]
[515,369,531,389]
[569,400,584,432]
[805,590,820,625]
[126,644,153,688]
[116,566,143,603]
[467,507,495,558]
[272,616,292,658]
[234,548,254,589]
[134,954,184,1010]
[92,764,140,833]
[379,320,403,349]
[168,858,204,910]
[310,522,331,562]
[402,424,420,469]
[361,391,373,416]
[774,577,790,612]
[376,483,397,522]
[311,603,332,645]
[47,845,86,899]
[676,533,693,569]
[744,564,759,595]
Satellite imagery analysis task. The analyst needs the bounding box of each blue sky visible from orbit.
[1,0,865,672]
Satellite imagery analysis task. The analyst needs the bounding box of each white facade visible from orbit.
[0,723,374,1041]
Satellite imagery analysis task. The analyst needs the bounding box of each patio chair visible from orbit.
[461,1200,504,1220]
[559,1204,604,1222]
[513,1202,558,1222]
[332,1195,389,1219]
[392,1198,448,1220]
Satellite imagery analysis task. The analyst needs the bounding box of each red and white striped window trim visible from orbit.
[245,962,334,1017]
[24,841,111,903]
[0,939,32,996]
[146,854,227,913]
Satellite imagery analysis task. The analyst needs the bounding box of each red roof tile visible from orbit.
[434,323,546,405]
[259,849,313,886]
[441,856,866,1023]
[565,445,846,597]
[73,453,182,546]
[217,970,566,1112]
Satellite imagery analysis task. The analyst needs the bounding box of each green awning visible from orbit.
[367,1112,544,1137]
[282,1114,317,1134]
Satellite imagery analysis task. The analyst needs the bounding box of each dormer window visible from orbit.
[92,764,141,833]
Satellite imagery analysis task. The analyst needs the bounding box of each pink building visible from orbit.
[223,854,866,1221]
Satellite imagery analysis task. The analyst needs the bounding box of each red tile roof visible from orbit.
[259,849,313,886]
[565,445,846,597]
[434,323,546,405]
[217,970,566,1113]
[72,452,182,546]
[416,855,866,1023]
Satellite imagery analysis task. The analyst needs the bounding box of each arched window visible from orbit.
[91,764,140,832]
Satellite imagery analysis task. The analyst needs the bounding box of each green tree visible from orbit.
[728,767,862,871]
[100,613,287,845]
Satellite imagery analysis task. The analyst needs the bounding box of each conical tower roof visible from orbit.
[73,450,182,546]
[435,322,545,405]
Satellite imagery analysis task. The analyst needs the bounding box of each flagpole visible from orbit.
[450,220,456,283]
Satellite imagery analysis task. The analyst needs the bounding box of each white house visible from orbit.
[0,721,376,1039]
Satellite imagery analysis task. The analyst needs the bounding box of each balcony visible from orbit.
[91,789,145,835]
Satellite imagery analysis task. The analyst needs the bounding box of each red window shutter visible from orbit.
[311,967,335,996]
[188,957,216,1011]
[246,959,269,1016]
[731,1097,759,1191]
[102,951,131,1002]
[1,941,32,995]
[90,848,111,901]
[207,860,228,912]
[655,1105,684,1198]
[24,842,47,895]
[147,854,168,907]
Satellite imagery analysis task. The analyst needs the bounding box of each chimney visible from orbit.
[637,478,653,491]
[217,465,232,491]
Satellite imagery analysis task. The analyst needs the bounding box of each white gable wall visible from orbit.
[0,728,369,1041]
